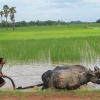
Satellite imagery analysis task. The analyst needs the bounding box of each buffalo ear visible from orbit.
[88,70,95,76]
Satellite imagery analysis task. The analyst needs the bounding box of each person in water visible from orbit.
[0,58,6,88]
[0,58,16,90]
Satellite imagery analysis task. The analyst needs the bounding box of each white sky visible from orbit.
[0,0,100,22]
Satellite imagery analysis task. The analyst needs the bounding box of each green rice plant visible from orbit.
[0,24,100,63]
[0,37,100,63]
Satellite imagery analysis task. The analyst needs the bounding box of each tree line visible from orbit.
[14,20,95,27]
[96,19,100,23]
[0,19,94,28]
[0,5,16,30]
[0,20,67,28]
[15,20,67,27]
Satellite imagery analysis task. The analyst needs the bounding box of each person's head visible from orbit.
[0,58,6,65]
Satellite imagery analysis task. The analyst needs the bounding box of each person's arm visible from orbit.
[0,66,4,77]
[0,72,3,77]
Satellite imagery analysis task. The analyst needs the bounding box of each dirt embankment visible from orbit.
[0,93,100,100]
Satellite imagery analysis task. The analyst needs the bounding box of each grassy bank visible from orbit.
[0,24,100,63]
[0,90,100,100]
[0,89,100,96]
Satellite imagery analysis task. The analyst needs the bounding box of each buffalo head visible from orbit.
[87,69,100,84]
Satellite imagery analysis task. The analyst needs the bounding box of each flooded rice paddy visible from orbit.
[1,61,100,91]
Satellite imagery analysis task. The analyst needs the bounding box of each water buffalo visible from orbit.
[17,65,100,90]
[41,65,100,90]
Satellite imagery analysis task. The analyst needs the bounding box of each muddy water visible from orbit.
[1,61,100,91]
[1,64,53,91]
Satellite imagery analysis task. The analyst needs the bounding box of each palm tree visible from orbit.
[0,11,4,28]
[9,7,16,30]
[3,5,9,30]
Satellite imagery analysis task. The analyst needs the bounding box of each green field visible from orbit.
[0,23,100,63]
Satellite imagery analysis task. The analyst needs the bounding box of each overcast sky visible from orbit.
[0,0,100,22]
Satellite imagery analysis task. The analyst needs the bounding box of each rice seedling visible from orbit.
[0,24,100,63]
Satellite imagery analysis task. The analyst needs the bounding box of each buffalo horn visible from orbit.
[94,67,98,71]
[95,66,100,70]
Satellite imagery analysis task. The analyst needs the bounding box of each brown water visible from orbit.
[1,61,100,91]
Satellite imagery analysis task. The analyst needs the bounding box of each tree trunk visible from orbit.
[13,16,15,30]
[13,20,15,30]
[1,17,2,28]
[1,17,3,29]
[6,17,8,30]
